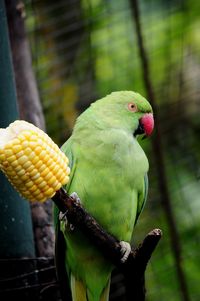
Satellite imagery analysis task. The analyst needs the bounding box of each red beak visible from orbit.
[140,113,154,136]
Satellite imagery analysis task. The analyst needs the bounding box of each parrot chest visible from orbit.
[69,133,148,241]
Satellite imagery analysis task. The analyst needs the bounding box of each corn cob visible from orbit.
[0,120,70,202]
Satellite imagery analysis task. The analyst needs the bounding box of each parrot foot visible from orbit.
[70,192,81,205]
[60,192,81,232]
[119,241,131,263]
[68,192,81,231]
[59,210,75,232]
[59,211,68,221]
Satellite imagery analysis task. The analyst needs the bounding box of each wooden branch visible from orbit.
[121,229,162,301]
[52,188,162,300]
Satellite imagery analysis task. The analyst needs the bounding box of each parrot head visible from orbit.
[89,91,154,138]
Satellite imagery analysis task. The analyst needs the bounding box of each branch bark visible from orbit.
[52,188,162,300]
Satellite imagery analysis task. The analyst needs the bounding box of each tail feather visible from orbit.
[70,273,110,301]
[100,279,110,301]
[71,273,87,301]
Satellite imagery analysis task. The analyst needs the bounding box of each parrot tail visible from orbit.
[71,273,87,301]
[100,280,110,301]
[70,273,110,301]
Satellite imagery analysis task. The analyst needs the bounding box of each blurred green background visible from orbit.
[24,0,200,300]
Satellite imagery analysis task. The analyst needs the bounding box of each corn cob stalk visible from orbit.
[0,120,70,202]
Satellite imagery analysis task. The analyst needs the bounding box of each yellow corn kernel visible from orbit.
[29,141,38,149]
[48,175,57,186]
[12,178,22,185]
[61,175,69,185]
[38,164,47,173]
[31,173,40,181]
[39,150,48,161]
[50,162,58,173]
[16,150,24,158]
[28,168,39,178]
[50,179,60,189]
[25,164,34,173]
[0,153,6,161]
[31,155,39,165]
[34,176,43,185]
[18,155,28,165]
[12,144,22,154]
[18,133,27,142]
[6,155,16,163]
[17,169,26,177]
[44,187,54,197]
[29,184,38,193]
[35,146,42,155]
[25,180,34,188]
[10,160,19,168]
[46,157,54,167]
[35,160,43,169]
[6,169,17,177]
[15,165,23,173]
[53,182,62,192]
[32,188,41,196]
[22,140,29,148]
[24,147,32,156]
[0,120,70,203]
[44,171,54,181]
[38,181,47,189]
[22,130,32,139]
[40,167,50,178]
[2,161,9,169]
[51,164,60,174]
[21,174,29,181]
[22,161,32,170]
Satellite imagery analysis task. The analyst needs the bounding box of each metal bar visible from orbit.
[0,0,35,258]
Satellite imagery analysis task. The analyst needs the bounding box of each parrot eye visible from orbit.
[128,102,138,112]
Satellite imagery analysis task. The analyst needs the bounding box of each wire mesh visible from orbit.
[18,0,200,300]
[0,257,61,300]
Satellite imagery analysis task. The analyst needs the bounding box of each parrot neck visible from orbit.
[73,105,135,138]
[72,108,149,179]
[73,110,142,154]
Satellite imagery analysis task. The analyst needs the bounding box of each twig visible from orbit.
[121,229,162,301]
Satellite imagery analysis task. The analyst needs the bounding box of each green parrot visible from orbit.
[54,91,154,301]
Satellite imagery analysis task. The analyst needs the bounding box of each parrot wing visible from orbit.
[135,173,149,225]
[54,139,112,301]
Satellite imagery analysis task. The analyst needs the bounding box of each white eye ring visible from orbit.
[127,102,138,112]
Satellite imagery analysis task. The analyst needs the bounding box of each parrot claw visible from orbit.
[59,210,75,232]
[59,193,81,220]
[59,211,68,221]
[70,192,81,205]
[61,192,81,232]
[119,241,131,263]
